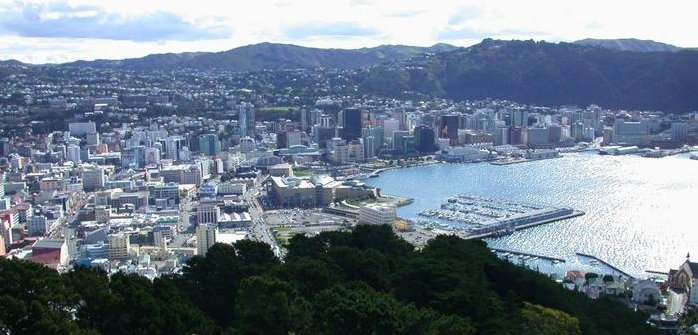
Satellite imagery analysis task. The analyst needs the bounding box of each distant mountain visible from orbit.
[573,38,682,53]
[359,39,698,112]
[62,42,460,71]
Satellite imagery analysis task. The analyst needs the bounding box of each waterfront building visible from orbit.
[527,127,550,147]
[414,125,435,153]
[196,223,218,256]
[382,118,400,144]
[671,122,688,142]
[439,115,460,145]
[358,204,396,226]
[668,257,698,307]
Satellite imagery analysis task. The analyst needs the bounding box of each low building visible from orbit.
[32,239,69,267]
[358,204,396,226]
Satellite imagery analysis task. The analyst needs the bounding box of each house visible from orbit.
[668,256,698,306]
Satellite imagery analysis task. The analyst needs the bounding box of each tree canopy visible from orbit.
[0,225,658,334]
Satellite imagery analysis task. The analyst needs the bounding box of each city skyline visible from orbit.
[1,0,697,63]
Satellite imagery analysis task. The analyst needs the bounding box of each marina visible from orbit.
[365,152,698,278]
[415,194,583,238]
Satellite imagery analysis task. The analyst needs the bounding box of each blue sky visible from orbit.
[0,0,696,63]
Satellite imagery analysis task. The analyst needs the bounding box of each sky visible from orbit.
[0,0,696,63]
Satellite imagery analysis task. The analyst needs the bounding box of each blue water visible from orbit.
[365,152,698,277]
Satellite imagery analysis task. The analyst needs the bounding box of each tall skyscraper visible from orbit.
[198,134,222,156]
[239,103,256,138]
[196,223,218,257]
[439,115,460,145]
[414,126,436,153]
[512,109,529,128]
[342,108,363,141]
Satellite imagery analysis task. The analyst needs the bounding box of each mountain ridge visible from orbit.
[573,38,682,53]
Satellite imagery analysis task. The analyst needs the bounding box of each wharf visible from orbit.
[464,210,585,240]
[490,248,566,263]
[576,252,633,279]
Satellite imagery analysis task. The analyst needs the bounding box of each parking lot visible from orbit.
[263,209,357,245]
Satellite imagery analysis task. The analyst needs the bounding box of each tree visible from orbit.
[521,302,582,335]
[234,276,312,335]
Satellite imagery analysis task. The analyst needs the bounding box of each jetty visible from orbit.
[576,252,633,279]
[491,248,566,263]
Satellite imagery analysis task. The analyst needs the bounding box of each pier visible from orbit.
[576,252,633,279]
[490,248,566,263]
[464,210,585,239]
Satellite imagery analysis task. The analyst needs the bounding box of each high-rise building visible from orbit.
[511,109,529,128]
[196,223,218,257]
[342,108,363,141]
[199,133,222,156]
[197,201,220,224]
[0,138,9,157]
[671,122,689,142]
[414,126,435,153]
[239,103,256,138]
[108,234,130,260]
[81,166,106,191]
[66,144,81,163]
[438,115,460,145]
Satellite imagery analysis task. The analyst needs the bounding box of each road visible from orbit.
[244,182,285,258]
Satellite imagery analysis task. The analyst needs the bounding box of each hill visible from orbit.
[359,39,698,112]
[0,225,658,334]
[573,38,682,53]
[62,42,460,71]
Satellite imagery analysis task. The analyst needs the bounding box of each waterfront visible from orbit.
[366,152,698,278]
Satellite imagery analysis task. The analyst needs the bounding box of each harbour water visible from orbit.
[365,152,698,278]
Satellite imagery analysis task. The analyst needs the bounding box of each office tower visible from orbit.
[66,144,81,163]
[672,123,688,142]
[144,147,161,166]
[198,133,222,156]
[108,234,130,260]
[512,109,529,128]
[414,125,435,153]
[0,138,10,157]
[196,223,218,257]
[161,136,186,161]
[439,115,460,145]
[239,103,256,138]
[363,136,375,159]
[342,108,363,141]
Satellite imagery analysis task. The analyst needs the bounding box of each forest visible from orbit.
[0,225,658,334]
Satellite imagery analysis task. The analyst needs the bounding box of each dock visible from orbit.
[576,252,633,279]
[490,248,566,263]
[464,210,585,240]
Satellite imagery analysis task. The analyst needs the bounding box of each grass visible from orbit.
[293,170,313,177]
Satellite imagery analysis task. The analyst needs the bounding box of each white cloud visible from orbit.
[0,0,697,63]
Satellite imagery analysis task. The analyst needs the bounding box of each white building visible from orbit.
[196,223,218,256]
[358,204,396,226]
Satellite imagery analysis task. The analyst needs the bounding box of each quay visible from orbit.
[576,252,633,279]
[490,248,566,263]
[464,210,585,240]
